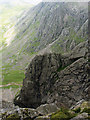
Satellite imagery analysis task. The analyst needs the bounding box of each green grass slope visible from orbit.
[0,1,33,88]
[0,2,33,47]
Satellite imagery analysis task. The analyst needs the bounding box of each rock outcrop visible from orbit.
[14,53,64,108]
[1,101,90,120]
[14,41,89,108]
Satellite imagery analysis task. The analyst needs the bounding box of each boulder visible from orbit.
[36,103,59,115]
[14,53,63,108]
[14,44,89,108]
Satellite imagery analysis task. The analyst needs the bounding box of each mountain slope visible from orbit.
[0,0,33,48]
[2,2,88,64]
[2,2,88,87]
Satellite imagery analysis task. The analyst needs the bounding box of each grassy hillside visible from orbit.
[0,2,33,47]
[0,1,33,88]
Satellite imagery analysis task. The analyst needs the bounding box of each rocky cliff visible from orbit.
[14,41,89,108]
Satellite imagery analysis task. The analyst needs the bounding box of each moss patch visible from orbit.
[57,66,67,72]
[82,108,90,115]
[51,107,76,120]
[73,107,81,113]
[6,113,20,120]
[2,68,24,85]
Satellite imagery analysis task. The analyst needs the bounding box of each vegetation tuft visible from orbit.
[51,107,77,120]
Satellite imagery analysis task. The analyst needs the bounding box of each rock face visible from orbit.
[14,53,63,108]
[47,58,88,107]
[14,42,89,108]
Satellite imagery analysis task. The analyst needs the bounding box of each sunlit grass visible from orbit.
[0,3,32,47]
[2,69,24,85]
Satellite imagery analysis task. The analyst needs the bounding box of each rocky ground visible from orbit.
[0,100,90,120]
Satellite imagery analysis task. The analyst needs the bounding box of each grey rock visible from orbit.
[36,103,59,115]
[1,107,39,120]
[70,99,85,110]
[14,53,62,108]
[70,40,76,50]
[70,113,88,120]
[70,41,87,59]
[14,50,89,108]
[0,103,58,119]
